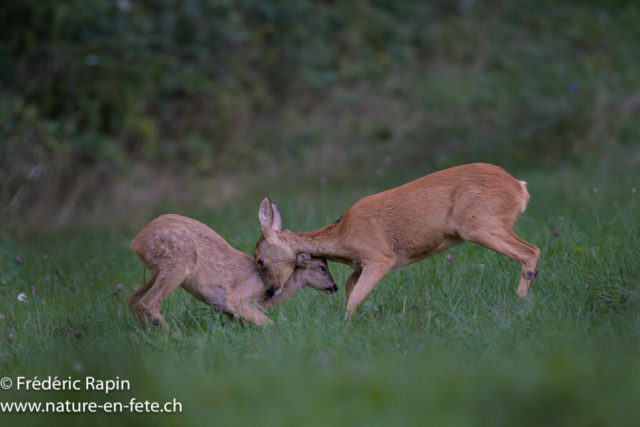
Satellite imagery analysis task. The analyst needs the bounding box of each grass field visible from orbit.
[1,166,639,426]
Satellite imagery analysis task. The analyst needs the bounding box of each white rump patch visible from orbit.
[518,180,530,213]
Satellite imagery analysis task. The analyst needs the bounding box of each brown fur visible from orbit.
[127,214,336,329]
[255,163,540,319]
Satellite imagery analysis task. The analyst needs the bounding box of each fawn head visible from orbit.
[291,256,338,294]
[255,196,307,296]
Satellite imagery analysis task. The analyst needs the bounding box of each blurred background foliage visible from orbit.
[1,0,639,228]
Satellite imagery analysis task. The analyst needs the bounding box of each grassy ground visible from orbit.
[0,166,639,426]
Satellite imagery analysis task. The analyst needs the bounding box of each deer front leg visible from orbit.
[234,304,274,327]
[345,269,362,305]
[345,263,391,320]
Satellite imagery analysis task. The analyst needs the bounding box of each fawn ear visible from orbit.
[296,252,311,267]
[271,204,283,232]
[259,196,275,237]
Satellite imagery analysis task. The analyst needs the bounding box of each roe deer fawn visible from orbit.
[253,163,540,319]
[127,214,337,329]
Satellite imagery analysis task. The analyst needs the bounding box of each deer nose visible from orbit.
[265,284,277,298]
[326,284,339,294]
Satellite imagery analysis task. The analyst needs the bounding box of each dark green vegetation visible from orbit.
[1,167,639,425]
[2,0,640,225]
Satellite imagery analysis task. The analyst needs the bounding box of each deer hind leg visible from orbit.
[345,261,392,320]
[465,228,540,296]
[137,270,185,331]
[126,271,158,326]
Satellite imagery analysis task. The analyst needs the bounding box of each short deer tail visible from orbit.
[518,180,530,214]
[129,236,141,253]
[129,235,149,267]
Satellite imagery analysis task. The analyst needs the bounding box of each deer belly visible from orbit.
[396,236,461,266]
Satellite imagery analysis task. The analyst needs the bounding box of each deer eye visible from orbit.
[319,265,325,272]
[258,258,264,268]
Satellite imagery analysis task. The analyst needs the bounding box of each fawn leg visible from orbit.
[126,271,158,326]
[138,270,185,331]
[234,303,273,327]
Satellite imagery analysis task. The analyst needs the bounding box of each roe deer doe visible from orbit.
[127,214,337,329]
[253,163,540,319]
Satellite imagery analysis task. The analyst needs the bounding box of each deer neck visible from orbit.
[282,223,353,264]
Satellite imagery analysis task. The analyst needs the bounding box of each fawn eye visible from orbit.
[258,258,264,268]
[319,265,325,272]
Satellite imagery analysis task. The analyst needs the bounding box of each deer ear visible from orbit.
[271,204,283,232]
[259,196,274,236]
[296,252,311,267]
